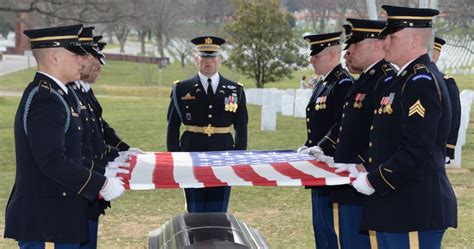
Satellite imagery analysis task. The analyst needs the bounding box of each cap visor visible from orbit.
[199,51,219,57]
[309,47,324,56]
[379,26,403,38]
[66,46,88,56]
[345,35,365,46]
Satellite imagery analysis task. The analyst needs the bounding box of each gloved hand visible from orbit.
[334,163,359,176]
[296,146,308,154]
[445,156,451,164]
[352,172,375,196]
[99,177,125,201]
[105,162,130,178]
[113,154,131,164]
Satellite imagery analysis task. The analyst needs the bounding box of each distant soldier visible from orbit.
[339,5,457,248]
[432,36,461,164]
[4,24,124,249]
[299,31,353,249]
[166,36,248,213]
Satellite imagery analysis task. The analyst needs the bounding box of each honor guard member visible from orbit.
[432,37,461,164]
[4,25,125,249]
[299,32,353,249]
[340,6,457,249]
[166,36,248,213]
[67,27,124,249]
[342,24,363,74]
[329,19,397,249]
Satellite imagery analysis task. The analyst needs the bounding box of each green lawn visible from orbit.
[0,62,473,248]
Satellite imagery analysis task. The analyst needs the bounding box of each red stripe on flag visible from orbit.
[154,152,179,188]
[193,166,228,187]
[270,162,326,186]
[122,155,137,190]
[232,165,277,186]
[308,160,350,177]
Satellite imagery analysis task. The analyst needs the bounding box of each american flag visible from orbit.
[119,150,351,190]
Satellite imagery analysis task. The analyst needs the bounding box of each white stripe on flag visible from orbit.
[171,152,204,188]
[129,153,156,190]
[290,161,351,185]
[251,164,302,186]
[212,166,253,186]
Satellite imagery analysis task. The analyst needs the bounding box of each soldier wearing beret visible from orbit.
[4,24,125,249]
[432,36,461,165]
[298,31,353,249]
[166,36,248,213]
[329,19,397,249]
[339,5,457,248]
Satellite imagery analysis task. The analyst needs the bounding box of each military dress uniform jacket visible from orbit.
[305,64,353,156]
[68,83,112,219]
[330,60,396,205]
[86,88,130,152]
[442,74,461,159]
[167,74,248,152]
[361,54,457,232]
[4,73,106,242]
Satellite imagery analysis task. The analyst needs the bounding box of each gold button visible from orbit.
[370,125,374,131]
[308,140,312,144]
[62,192,67,196]
[209,105,213,109]
[307,108,310,111]
[345,102,349,106]
[369,142,372,147]
[374,109,377,114]
[337,138,340,143]
[306,118,310,122]
[307,129,311,133]
[339,127,342,131]
[186,105,189,109]
[369,157,372,163]
[208,114,212,118]
[342,114,345,118]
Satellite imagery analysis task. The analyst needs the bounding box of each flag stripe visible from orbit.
[232,165,277,186]
[193,166,227,187]
[171,152,203,188]
[154,152,179,188]
[271,162,325,186]
[212,166,253,186]
[250,163,301,186]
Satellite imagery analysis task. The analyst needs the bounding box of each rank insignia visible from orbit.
[353,93,366,108]
[408,100,425,118]
[181,93,195,100]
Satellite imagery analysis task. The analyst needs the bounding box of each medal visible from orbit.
[233,103,238,112]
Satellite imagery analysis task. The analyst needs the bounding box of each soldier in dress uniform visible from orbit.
[166,36,248,213]
[342,24,363,75]
[329,19,397,249]
[339,5,457,249]
[66,27,127,249]
[298,32,353,249]
[432,37,461,164]
[4,24,125,249]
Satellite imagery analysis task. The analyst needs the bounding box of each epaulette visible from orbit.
[382,63,395,76]
[237,82,244,87]
[413,64,430,73]
[38,80,51,91]
[443,74,455,80]
[335,70,344,79]
[173,80,180,84]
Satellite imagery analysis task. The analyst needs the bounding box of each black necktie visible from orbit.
[207,78,214,98]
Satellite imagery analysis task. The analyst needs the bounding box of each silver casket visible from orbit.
[149,213,269,249]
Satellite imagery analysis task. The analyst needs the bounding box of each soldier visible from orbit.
[342,24,363,75]
[166,36,248,213]
[299,32,353,248]
[66,27,128,249]
[329,19,397,249]
[432,37,461,164]
[4,24,124,249]
[340,5,457,248]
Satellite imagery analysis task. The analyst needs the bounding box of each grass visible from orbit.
[0,62,473,248]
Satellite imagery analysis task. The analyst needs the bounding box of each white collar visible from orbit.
[198,72,220,93]
[73,80,91,92]
[397,57,418,76]
[37,71,68,94]
[363,59,382,74]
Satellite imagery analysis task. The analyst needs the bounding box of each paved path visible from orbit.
[0,54,36,76]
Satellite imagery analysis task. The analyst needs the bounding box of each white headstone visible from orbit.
[261,105,277,131]
[285,89,295,98]
[246,88,256,105]
[294,97,307,118]
[451,90,473,168]
[272,90,283,113]
[281,95,294,116]
[262,89,273,106]
[254,88,263,105]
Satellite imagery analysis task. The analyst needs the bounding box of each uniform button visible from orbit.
[208,114,212,118]
[345,102,349,106]
[86,118,89,121]
[373,109,377,114]
[342,114,345,118]
[370,125,374,131]
[186,105,189,109]
[209,105,213,109]
[92,118,95,122]
[307,108,310,111]
[82,156,85,160]
[337,138,340,143]
[369,142,372,147]
[62,192,67,196]
[339,127,342,131]
[369,157,372,163]
[308,140,312,144]
[78,126,81,130]
[306,118,310,122]
[307,129,311,133]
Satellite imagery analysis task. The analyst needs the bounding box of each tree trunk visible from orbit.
[119,39,125,53]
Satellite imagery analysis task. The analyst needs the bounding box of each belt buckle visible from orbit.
[204,124,215,136]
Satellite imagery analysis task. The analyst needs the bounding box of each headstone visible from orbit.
[272,90,283,113]
[262,89,273,106]
[294,97,307,118]
[254,88,263,106]
[261,105,277,131]
[451,90,474,168]
[285,89,295,98]
[246,88,256,105]
[281,94,294,116]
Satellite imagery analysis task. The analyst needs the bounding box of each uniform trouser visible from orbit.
[185,186,231,213]
[79,219,99,249]
[338,204,373,249]
[312,188,338,249]
[376,230,445,249]
[18,241,80,249]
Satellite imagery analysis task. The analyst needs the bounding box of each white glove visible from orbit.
[113,155,131,164]
[307,146,324,157]
[99,177,125,201]
[445,156,450,164]
[352,172,375,196]
[105,162,130,178]
[296,146,308,154]
[334,163,359,176]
